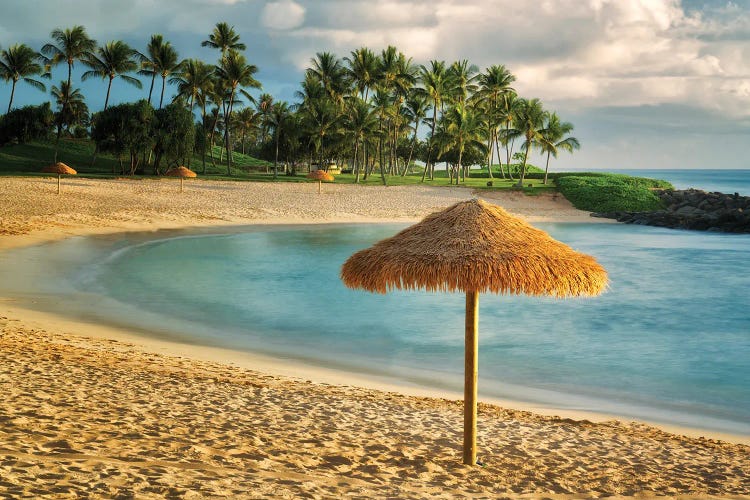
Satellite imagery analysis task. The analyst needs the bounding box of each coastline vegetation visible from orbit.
[1,22,675,212]
[1,22,580,186]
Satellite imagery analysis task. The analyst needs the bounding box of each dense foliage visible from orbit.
[0,22,581,184]
[0,103,53,146]
[556,174,674,212]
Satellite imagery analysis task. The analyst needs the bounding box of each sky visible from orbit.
[1,0,749,170]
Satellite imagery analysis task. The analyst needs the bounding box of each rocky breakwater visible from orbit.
[592,189,750,233]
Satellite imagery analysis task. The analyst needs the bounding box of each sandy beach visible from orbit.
[1,176,748,499]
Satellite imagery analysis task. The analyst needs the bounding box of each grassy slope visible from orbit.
[556,173,674,212]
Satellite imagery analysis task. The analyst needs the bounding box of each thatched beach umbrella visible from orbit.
[307,170,334,193]
[165,166,197,192]
[341,199,608,465]
[41,162,77,194]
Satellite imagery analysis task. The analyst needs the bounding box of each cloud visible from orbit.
[262,1,306,31]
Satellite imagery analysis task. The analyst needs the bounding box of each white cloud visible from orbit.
[262,1,306,31]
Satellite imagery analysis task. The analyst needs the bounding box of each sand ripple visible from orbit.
[1,321,747,498]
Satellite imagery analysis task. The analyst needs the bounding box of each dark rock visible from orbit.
[592,189,750,234]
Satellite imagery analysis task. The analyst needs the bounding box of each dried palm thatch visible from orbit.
[341,198,607,296]
[307,170,335,193]
[340,198,608,466]
[41,162,77,194]
[165,166,197,192]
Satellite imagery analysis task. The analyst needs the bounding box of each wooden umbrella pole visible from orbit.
[180,177,184,193]
[463,290,479,465]
[57,174,61,194]
[318,180,321,194]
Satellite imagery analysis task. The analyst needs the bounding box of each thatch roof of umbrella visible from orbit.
[341,198,608,466]
[307,169,334,193]
[307,170,334,182]
[164,166,197,178]
[165,166,197,192]
[41,162,77,175]
[342,198,607,296]
[41,162,77,194]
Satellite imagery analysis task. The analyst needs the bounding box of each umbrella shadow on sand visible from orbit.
[341,198,608,465]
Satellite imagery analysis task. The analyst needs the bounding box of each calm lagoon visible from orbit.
[1,221,748,435]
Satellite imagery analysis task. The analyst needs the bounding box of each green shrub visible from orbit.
[556,174,674,212]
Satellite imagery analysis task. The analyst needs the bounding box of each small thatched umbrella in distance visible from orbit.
[307,169,334,194]
[341,199,608,466]
[41,162,77,194]
[165,166,197,192]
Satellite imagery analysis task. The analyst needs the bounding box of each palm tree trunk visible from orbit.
[353,140,360,183]
[53,122,62,163]
[422,104,438,182]
[543,151,551,185]
[518,138,530,187]
[104,77,113,110]
[7,79,17,113]
[159,75,166,109]
[486,129,494,179]
[147,74,156,105]
[67,63,73,89]
[273,131,280,180]
[404,122,419,177]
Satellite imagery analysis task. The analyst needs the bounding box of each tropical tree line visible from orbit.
[0,23,579,183]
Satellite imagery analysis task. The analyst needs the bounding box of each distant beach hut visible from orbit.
[341,198,608,466]
[165,166,197,192]
[41,162,77,194]
[307,169,334,193]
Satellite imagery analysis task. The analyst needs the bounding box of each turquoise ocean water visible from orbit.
[1,169,748,434]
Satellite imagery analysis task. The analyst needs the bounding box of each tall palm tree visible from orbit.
[498,90,520,181]
[441,104,485,185]
[137,35,161,105]
[344,47,378,101]
[201,22,246,56]
[214,50,261,175]
[232,106,259,155]
[267,101,290,179]
[82,40,141,110]
[137,35,181,108]
[539,112,579,184]
[307,52,348,103]
[50,80,87,162]
[447,59,479,106]
[345,97,378,183]
[170,58,213,114]
[510,97,546,186]
[402,93,428,176]
[41,25,96,89]
[0,44,48,113]
[417,60,449,181]
[475,64,515,179]
[301,97,341,176]
[255,93,274,142]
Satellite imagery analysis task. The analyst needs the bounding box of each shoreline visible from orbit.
[2,177,748,497]
[2,299,749,447]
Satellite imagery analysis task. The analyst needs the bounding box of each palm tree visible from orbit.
[170,58,213,114]
[82,40,141,110]
[307,52,348,103]
[50,80,87,162]
[137,35,181,108]
[41,26,96,89]
[255,92,274,142]
[0,44,48,113]
[417,60,450,181]
[539,112,579,184]
[214,50,261,175]
[301,97,341,176]
[344,47,378,101]
[447,59,478,105]
[201,22,246,56]
[345,97,378,182]
[267,101,290,179]
[510,97,546,186]
[402,93,428,176]
[233,106,259,155]
[441,104,485,185]
[498,90,520,181]
[475,64,515,179]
